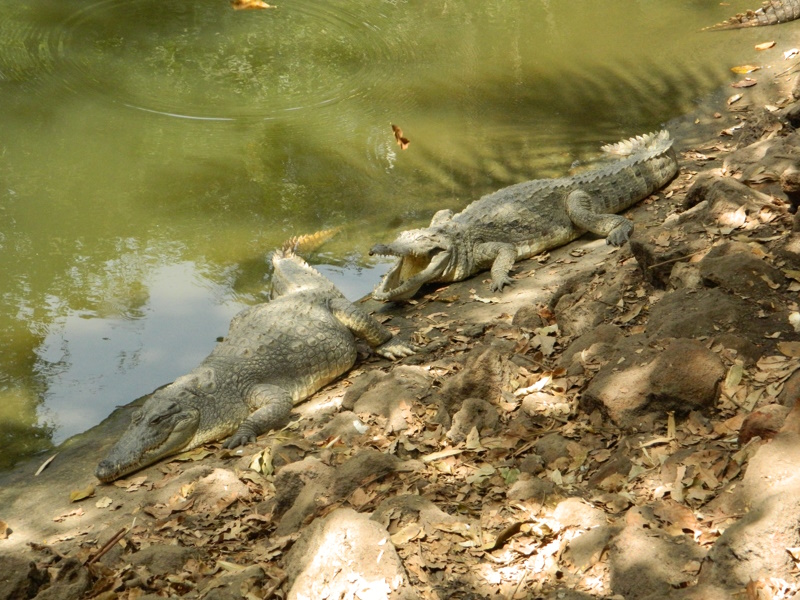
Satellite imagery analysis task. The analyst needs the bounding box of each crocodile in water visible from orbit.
[96,248,414,482]
[370,130,678,301]
[703,0,800,30]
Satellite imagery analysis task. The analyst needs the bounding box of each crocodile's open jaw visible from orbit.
[370,245,451,301]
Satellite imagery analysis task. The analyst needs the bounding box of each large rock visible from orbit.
[774,231,800,268]
[701,401,800,588]
[345,367,431,433]
[31,558,90,600]
[285,508,416,600]
[273,450,402,536]
[723,129,800,181]
[684,172,775,216]
[608,507,705,600]
[646,288,755,340]
[582,338,724,429]
[558,324,624,374]
[698,242,786,299]
[630,170,782,289]
[0,554,47,600]
[551,267,638,337]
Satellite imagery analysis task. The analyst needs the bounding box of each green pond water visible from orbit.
[0,0,782,469]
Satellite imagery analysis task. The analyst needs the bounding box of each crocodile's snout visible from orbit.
[369,244,391,256]
[95,460,116,483]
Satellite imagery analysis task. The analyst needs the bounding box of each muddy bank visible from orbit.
[2,39,800,600]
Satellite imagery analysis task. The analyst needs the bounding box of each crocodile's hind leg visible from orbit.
[223,384,293,448]
[565,189,634,246]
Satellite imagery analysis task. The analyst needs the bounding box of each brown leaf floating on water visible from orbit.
[755,41,775,51]
[392,124,410,150]
[231,0,275,10]
[731,64,760,74]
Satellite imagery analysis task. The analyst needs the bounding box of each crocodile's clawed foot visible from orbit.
[223,432,256,449]
[606,227,632,247]
[375,340,418,360]
[489,276,515,292]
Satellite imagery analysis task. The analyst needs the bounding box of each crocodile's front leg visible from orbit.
[476,242,517,291]
[223,384,293,448]
[330,298,416,359]
[565,189,633,246]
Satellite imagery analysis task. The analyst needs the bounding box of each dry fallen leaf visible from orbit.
[730,65,760,74]
[95,496,113,509]
[731,79,757,89]
[719,205,747,229]
[470,294,497,304]
[217,560,247,573]
[390,523,423,546]
[0,520,9,540]
[391,124,410,150]
[777,341,800,358]
[727,94,743,106]
[53,508,84,522]
[69,484,96,503]
[249,446,274,477]
[755,41,776,51]
[173,447,214,462]
[231,0,275,9]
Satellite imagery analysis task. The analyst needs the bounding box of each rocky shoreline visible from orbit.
[3,40,800,600]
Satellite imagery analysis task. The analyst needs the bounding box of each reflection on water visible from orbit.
[36,262,242,440]
[0,0,772,468]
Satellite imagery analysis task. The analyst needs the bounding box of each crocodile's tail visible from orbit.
[280,227,342,256]
[272,232,342,297]
[600,130,672,158]
[703,0,800,30]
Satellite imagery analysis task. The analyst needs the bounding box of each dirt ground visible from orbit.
[3,34,800,600]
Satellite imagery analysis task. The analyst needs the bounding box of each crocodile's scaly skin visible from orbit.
[371,130,678,302]
[704,0,800,30]
[96,250,414,482]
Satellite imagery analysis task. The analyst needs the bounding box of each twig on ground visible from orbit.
[85,526,129,566]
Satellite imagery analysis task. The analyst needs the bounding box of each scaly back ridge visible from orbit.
[600,130,672,157]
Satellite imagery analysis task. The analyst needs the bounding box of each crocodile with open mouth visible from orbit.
[370,130,678,302]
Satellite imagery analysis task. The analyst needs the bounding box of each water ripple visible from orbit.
[54,0,399,120]
[0,12,57,85]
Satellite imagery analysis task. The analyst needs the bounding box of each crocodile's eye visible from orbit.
[150,413,167,425]
[149,402,179,425]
